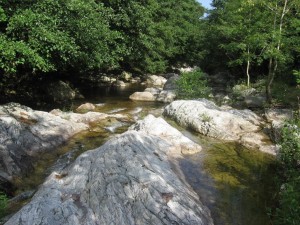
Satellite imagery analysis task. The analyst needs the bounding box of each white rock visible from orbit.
[5,116,213,225]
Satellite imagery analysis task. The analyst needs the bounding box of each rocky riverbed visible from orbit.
[0,81,284,225]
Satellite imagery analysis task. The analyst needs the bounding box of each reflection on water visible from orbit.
[179,132,276,225]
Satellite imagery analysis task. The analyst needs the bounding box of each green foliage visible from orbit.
[273,178,300,225]
[204,0,300,95]
[0,34,52,74]
[293,70,300,86]
[0,0,206,87]
[279,120,300,170]
[176,69,211,99]
[272,119,300,225]
[0,192,8,218]
[102,0,205,73]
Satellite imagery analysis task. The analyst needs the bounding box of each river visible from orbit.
[5,84,276,225]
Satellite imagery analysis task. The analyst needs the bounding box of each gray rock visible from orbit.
[76,103,96,112]
[244,95,266,108]
[163,74,180,91]
[144,87,162,96]
[47,81,76,102]
[146,75,167,87]
[113,80,127,87]
[100,76,117,84]
[5,116,213,225]
[157,90,176,103]
[129,92,156,101]
[119,71,132,82]
[163,99,277,154]
[265,108,294,142]
[0,103,126,187]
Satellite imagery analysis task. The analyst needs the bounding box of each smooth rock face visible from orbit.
[5,116,213,225]
[164,99,277,154]
[0,103,87,185]
[0,103,125,187]
[129,115,202,155]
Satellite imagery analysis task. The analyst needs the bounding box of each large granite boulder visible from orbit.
[5,115,213,225]
[0,103,125,190]
[164,99,277,154]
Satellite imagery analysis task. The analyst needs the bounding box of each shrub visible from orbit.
[279,120,300,170]
[175,69,211,99]
[272,119,300,225]
[292,70,300,86]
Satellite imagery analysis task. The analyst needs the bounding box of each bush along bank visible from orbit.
[271,117,300,225]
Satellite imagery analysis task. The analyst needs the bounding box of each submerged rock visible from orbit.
[5,115,213,225]
[164,99,277,154]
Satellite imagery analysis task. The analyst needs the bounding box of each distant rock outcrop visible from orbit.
[5,115,213,225]
[130,75,177,103]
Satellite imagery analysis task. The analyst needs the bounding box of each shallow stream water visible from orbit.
[6,84,276,225]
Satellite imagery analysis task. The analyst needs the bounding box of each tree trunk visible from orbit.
[246,47,250,87]
[266,0,289,104]
[266,58,277,103]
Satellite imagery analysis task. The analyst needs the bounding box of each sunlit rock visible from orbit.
[164,99,277,154]
[5,115,213,225]
[76,103,96,112]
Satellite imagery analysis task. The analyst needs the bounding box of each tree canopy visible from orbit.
[0,0,205,77]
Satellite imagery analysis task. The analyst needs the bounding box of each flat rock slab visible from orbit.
[5,115,213,225]
[164,99,277,154]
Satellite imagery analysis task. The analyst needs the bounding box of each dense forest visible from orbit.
[0,0,299,103]
[0,0,300,224]
[0,0,205,102]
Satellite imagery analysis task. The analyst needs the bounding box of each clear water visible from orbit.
[5,84,277,225]
[177,129,276,225]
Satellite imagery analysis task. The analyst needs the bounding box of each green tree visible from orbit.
[217,0,266,87]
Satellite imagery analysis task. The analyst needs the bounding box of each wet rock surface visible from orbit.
[5,115,213,225]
